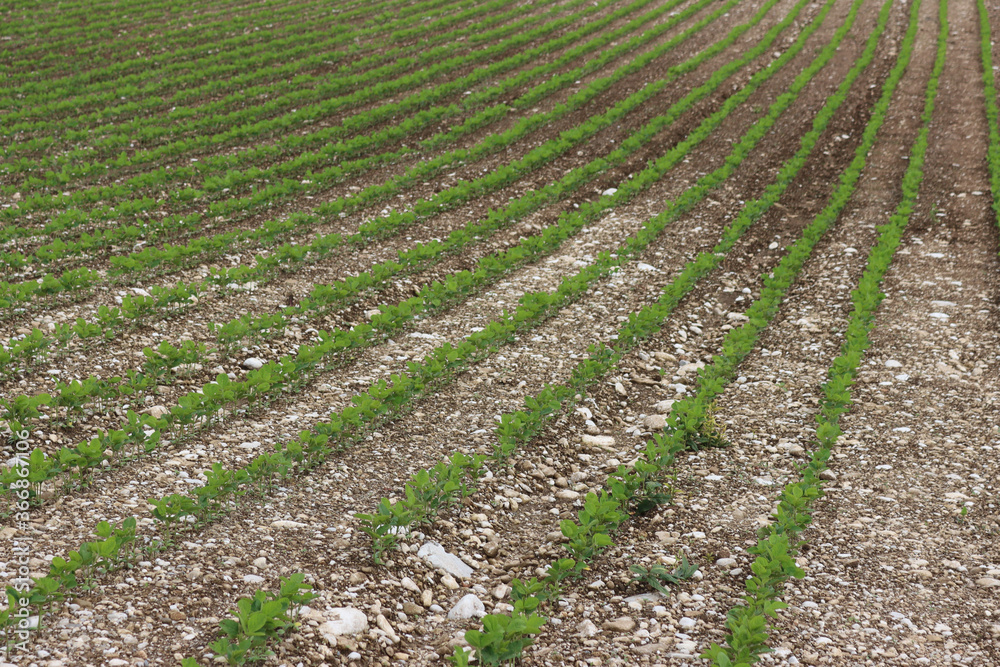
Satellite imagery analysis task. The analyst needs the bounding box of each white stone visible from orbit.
[418,541,474,579]
[242,357,265,370]
[602,188,618,197]
[401,577,420,593]
[603,617,636,632]
[107,611,127,624]
[637,262,657,272]
[642,414,667,430]
[676,640,698,654]
[447,594,486,620]
[679,617,697,629]
[578,619,602,636]
[270,520,307,529]
[581,434,616,450]
[653,399,675,413]
[678,361,705,375]
[243,574,265,584]
[319,608,369,641]
[885,360,902,368]
[145,405,170,419]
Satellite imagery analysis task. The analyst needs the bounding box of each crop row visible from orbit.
[3,0,560,157]
[978,0,1000,238]
[0,0,722,320]
[363,0,895,654]
[708,1,941,661]
[3,0,602,177]
[2,0,542,138]
[1,0,889,653]
[0,0,687,297]
[360,0,868,559]
[1,0,637,227]
[2,0,462,119]
[0,0,788,507]
[1,0,441,92]
[0,4,827,626]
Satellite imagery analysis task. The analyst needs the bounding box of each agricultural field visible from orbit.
[1,0,999,664]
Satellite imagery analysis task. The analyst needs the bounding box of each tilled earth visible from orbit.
[1,0,998,666]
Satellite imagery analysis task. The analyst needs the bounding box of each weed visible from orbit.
[629,552,699,595]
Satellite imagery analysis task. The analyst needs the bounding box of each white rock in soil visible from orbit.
[108,660,129,667]
[376,613,397,639]
[678,361,705,375]
[107,611,127,624]
[401,577,420,593]
[252,557,267,568]
[447,594,486,620]
[418,542,474,579]
[319,608,368,641]
[555,490,580,502]
[637,262,657,272]
[615,381,628,396]
[270,520,307,529]
[885,360,903,368]
[603,617,636,632]
[716,558,737,568]
[243,574,265,584]
[145,405,170,419]
[976,578,1000,588]
[676,640,698,654]
[581,434,616,450]
[643,414,667,430]
[603,188,618,196]
[679,617,697,629]
[778,443,806,456]
[653,399,675,413]
[577,619,602,637]
[242,357,265,370]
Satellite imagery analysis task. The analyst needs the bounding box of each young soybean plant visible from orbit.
[183,574,317,666]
